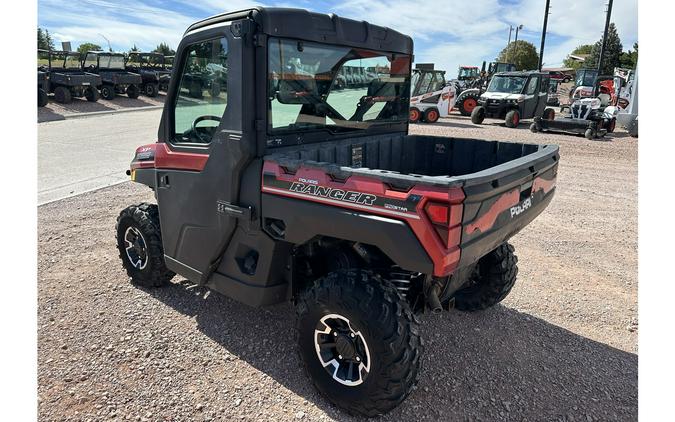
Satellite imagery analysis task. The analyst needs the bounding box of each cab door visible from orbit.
[154,21,256,283]
[522,75,541,118]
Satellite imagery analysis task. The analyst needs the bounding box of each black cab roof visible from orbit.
[185,7,413,55]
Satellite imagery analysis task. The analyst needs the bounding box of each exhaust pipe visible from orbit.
[425,276,445,314]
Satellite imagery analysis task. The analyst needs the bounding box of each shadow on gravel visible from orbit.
[423,120,482,130]
[148,280,638,421]
[37,107,67,123]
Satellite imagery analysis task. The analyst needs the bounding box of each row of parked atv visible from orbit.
[409,62,636,140]
[37,50,174,107]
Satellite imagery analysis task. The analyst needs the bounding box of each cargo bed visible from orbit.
[264,134,559,273]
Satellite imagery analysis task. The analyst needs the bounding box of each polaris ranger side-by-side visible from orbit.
[125,52,172,96]
[37,49,102,104]
[83,51,142,100]
[471,71,555,128]
[116,8,559,417]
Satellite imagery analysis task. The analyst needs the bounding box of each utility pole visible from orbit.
[538,0,551,70]
[513,24,523,66]
[506,25,514,62]
[597,0,614,74]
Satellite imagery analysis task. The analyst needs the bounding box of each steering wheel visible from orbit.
[190,115,222,143]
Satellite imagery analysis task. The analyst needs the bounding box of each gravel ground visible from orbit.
[38,116,637,421]
[38,93,165,122]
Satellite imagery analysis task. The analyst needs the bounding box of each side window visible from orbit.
[526,76,539,95]
[83,53,97,69]
[539,76,549,93]
[173,37,228,144]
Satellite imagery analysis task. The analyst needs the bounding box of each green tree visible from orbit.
[497,40,539,71]
[38,27,54,50]
[619,42,638,69]
[153,42,175,56]
[77,42,102,54]
[584,23,623,74]
[563,44,593,70]
[129,44,140,53]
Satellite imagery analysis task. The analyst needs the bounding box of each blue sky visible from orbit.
[38,0,638,74]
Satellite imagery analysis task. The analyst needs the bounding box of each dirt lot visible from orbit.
[38,116,637,421]
[38,93,166,123]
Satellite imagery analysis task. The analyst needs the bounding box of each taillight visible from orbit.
[424,202,463,249]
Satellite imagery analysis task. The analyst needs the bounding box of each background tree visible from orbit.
[129,44,140,53]
[496,40,539,71]
[77,42,102,54]
[153,42,175,56]
[38,27,55,50]
[563,44,593,70]
[619,42,638,69]
[584,23,623,74]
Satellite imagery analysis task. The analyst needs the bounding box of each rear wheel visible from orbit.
[127,84,140,99]
[209,82,221,98]
[470,105,485,124]
[423,108,440,123]
[543,108,555,120]
[585,128,596,140]
[54,86,72,104]
[144,83,158,97]
[529,122,539,133]
[38,88,48,107]
[454,243,518,311]
[505,109,520,128]
[116,203,175,288]
[296,269,422,417]
[84,86,99,102]
[409,107,421,123]
[458,92,479,116]
[101,85,115,100]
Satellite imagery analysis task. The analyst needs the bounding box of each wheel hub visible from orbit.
[124,226,148,270]
[314,314,371,386]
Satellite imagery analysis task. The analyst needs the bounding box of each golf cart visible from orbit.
[532,74,620,140]
[471,71,554,128]
[82,51,142,100]
[455,61,516,116]
[125,52,172,96]
[409,63,457,123]
[37,49,102,104]
[38,71,49,107]
[116,6,559,417]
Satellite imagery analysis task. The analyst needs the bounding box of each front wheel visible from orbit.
[458,93,479,116]
[585,128,596,140]
[423,107,440,123]
[296,269,422,417]
[38,88,48,107]
[101,85,115,100]
[470,105,485,124]
[454,243,518,311]
[543,107,555,120]
[54,86,72,104]
[144,83,158,97]
[116,203,174,287]
[409,107,421,123]
[85,86,99,102]
[505,109,520,128]
[126,84,140,99]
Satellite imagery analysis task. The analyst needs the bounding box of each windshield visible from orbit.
[486,75,527,94]
[576,69,598,87]
[142,54,164,68]
[100,54,125,69]
[458,67,477,79]
[267,38,411,133]
[64,53,81,69]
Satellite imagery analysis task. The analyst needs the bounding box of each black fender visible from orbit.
[261,194,434,275]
